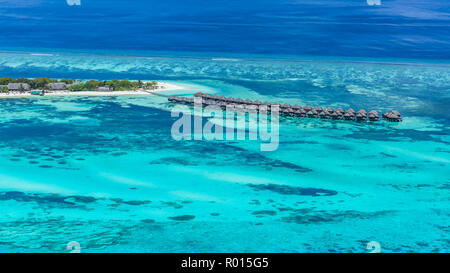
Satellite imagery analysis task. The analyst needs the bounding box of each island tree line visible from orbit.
[0,77,158,92]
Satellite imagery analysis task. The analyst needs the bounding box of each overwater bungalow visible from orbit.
[286,108,295,116]
[346,108,356,114]
[194,92,203,97]
[271,102,280,109]
[303,105,312,112]
[308,109,319,118]
[292,109,302,117]
[335,107,345,114]
[356,109,367,122]
[335,111,344,120]
[344,109,356,120]
[319,110,331,119]
[325,107,334,113]
[314,106,323,113]
[382,110,402,122]
[281,103,291,109]
[368,110,380,121]
[298,108,307,117]
[244,99,253,104]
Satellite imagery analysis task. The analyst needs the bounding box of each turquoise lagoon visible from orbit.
[0,51,449,252]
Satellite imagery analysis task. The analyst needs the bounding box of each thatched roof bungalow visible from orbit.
[368,110,380,121]
[382,110,402,122]
[307,109,318,118]
[97,86,112,92]
[335,112,344,120]
[8,83,30,92]
[346,108,356,114]
[285,108,295,116]
[48,82,67,91]
[314,106,323,113]
[319,110,331,119]
[356,109,367,122]
[344,110,356,120]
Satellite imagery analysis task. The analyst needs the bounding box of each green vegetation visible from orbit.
[0,77,159,92]
[0,77,15,85]
[0,85,8,93]
[69,80,158,91]
[0,77,58,89]
[60,79,74,84]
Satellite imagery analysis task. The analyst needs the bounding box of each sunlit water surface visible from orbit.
[0,51,449,252]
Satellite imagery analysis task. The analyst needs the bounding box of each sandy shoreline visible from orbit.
[0,81,184,99]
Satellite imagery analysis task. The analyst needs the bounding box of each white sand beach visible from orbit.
[0,81,184,99]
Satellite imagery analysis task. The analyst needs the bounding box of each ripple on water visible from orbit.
[168,215,196,221]
[248,184,338,197]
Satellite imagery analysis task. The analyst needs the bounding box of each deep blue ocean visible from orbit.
[0,0,449,59]
[0,1,449,253]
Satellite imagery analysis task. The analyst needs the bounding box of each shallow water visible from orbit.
[0,51,449,252]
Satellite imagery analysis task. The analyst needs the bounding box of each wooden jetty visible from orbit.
[168,92,402,122]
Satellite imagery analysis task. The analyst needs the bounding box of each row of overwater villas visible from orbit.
[167,92,402,122]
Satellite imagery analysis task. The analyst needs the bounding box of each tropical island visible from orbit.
[0,77,183,98]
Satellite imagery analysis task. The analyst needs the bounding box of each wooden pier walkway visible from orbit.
[167,92,402,122]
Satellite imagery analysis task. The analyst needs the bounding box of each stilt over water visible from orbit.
[168,92,402,122]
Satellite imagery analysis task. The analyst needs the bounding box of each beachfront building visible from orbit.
[48,82,67,91]
[8,83,30,92]
[97,86,113,92]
